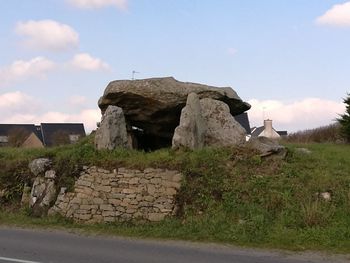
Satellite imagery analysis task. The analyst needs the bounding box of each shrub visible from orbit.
[300,199,334,227]
[8,127,31,147]
[284,123,342,143]
[51,130,71,146]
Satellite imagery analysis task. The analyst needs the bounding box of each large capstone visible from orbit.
[98,77,250,150]
[95,105,130,150]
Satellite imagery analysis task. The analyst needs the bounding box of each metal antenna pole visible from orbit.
[132,70,140,80]
[263,106,266,121]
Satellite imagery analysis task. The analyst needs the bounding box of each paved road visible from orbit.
[0,227,349,263]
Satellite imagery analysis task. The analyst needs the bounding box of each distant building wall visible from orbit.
[261,120,280,139]
[21,133,44,149]
[0,136,9,147]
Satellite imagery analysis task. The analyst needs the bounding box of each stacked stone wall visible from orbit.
[49,167,182,223]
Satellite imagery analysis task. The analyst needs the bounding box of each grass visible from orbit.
[1,139,350,253]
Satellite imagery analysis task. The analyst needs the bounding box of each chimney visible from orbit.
[264,119,273,137]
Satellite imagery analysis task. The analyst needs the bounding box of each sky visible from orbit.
[1,0,350,133]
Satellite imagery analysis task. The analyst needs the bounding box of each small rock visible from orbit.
[40,180,56,207]
[0,189,6,198]
[29,174,57,217]
[30,177,46,206]
[44,170,56,179]
[29,158,51,176]
[320,192,331,201]
[248,136,287,158]
[60,187,67,194]
[21,185,31,206]
[148,213,165,222]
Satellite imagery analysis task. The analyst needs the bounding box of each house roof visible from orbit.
[251,125,288,137]
[34,125,43,141]
[0,124,41,139]
[277,131,288,136]
[234,112,251,134]
[251,126,265,137]
[41,123,86,146]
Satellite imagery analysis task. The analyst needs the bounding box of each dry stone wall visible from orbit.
[49,167,182,223]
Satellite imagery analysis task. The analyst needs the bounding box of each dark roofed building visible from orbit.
[0,124,41,147]
[251,126,265,137]
[251,120,287,139]
[41,123,86,146]
[0,123,86,147]
[234,113,251,135]
[277,131,288,137]
[35,125,43,142]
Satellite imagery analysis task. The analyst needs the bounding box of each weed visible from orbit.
[300,199,334,227]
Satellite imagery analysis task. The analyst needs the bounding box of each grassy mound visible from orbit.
[1,137,350,252]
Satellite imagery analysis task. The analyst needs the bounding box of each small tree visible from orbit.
[8,127,30,147]
[51,130,70,146]
[337,93,350,143]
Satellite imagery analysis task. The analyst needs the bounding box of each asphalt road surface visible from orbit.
[0,227,349,263]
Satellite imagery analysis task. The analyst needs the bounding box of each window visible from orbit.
[0,136,9,143]
[69,134,80,143]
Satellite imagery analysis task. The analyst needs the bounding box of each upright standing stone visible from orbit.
[200,98,246,147]
[172,93,206,149]
[95,105,130,150]
[28,158,57,217]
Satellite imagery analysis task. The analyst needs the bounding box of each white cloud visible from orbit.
[0,91,37,112]
[0,91,100,132]
[247,98,345,132]
[74,109,101,131]
[0,53,110,87]
[0,57,55,86]
[39,109,100,132]
[315,1,350,27]
[68,95,88,106]
[2,109,100,132]
[67,0,128,10]
[69,53,110,71]
[15,20,79,51]
[228,48,238,56]
[0,92,42,125]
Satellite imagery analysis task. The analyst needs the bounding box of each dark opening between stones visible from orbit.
[124,105,183,151]
[127,126,175,152]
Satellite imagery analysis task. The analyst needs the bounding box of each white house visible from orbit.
[251,119,287,139]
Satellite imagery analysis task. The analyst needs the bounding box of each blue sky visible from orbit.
[1,0,350,132]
